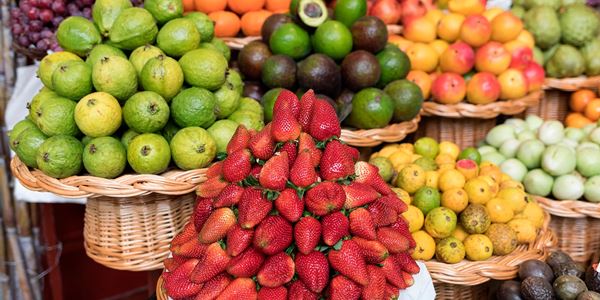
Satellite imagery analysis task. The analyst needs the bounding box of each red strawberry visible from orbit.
[164,259,203,298]
[257,286,287,300]
[352,237,389,264]
[320,140,355,181]
[273,89,300,119]
[362,265,386,300]
[226,247,265,277]
[238,187,272,229]
[368,199,398,227]
[349,208,377,240]
[253,215,293,255]
[288,280,318,300]
[294,216,321,255]
[377,227,410,254]
[305,181,345,216]
[222,149,252,183]
[343,182,380,209]
[257,252,295,287]
[279,141,297,168]
[214,184,245,208]
[295,251,329,293]
[298,90,316,131]
[329,275,362,300]
[215,278,258,300]
[381,257,407,289]
[249,123,275,160]
[321,211,349,246]
[193,197,215,232]
[164,255,186,272]
[290,150,317,188]
[250,164,262,180]
[385,284,400,299]
[344,144,360,162]
[308,98,341,141]
[172,221,197,247]
[199,207,237,244]
[377,194,408,214]
[191,242,231,283]
[195,273,231,300]
[390,218,416,248]
[271,109,301,142]
[298,132,321,167]
[259,152,289,191]
[197,176,228,198]
[274,188,304,223]
[226,224,254,257]
[394,252,420,275]
[226,125,251,154]
[402,270,415,287]
[206,161,223,179]
[355,161,393,196]
[171,236,208,258]
[328,240,369,286]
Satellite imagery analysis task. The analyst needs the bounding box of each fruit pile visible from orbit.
[369,138,546,263]
[514,1,600,78]
[365,0,434,26]
[566,89,600,129]
[392,7,545,104]
[480,116,600,202]
[9,0,261,179]
[163,90,419,299]
[497,251,600,300]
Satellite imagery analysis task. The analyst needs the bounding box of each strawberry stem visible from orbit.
[216,152,228,161]
[333,240,343,251]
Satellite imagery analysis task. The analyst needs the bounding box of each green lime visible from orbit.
[14,127,48,168]
[207,120,239,153]
[121,129,140,148]
[9,119,37,151]
[184,12,214,42]
[37,51,82,90]
[144,0,182,25]
[129,45,165,76]
[75,92,122,137]
[140,55,184,101]
[346,88,394,129]
[81,135,93,146]
[261,88,283,122]
[213,70,242,119]
[312,20,353,60]
[200,38,231,61]
[83,136,127,178]
[36,96,79,136]
[28,88,57,124]
[156,18,200,57]
[414,157,438,171]
[179,48,228,91]
[384,79,423,122]
[161,120,180,142]
[92,0,132,36]
[228,111,265,131]
[414,137,440,160]
[171,87,216,128]
[127,133,171,174]
[109,7,158,50]
[369,156,394,182]
[123,91,170,133]
[170,127,216,170]
[51,60,93,101]
[458,147,482,165]
[377,45,411,87]
[36,135,83,178]
[56,16,101,56]
[92,55,138,102]
[269,23,311,60]
[86,44,126,67]
[413,186,441,215]
[238,97,265,119]
[334,0,367,27]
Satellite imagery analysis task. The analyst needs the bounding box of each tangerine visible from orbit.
[209,11,241,37]
[194,0,227,13]
[570,89,596,113]
[565,112,593,128]
[266,0,291,12]
[183,0,195,12]
[228,0,265,14]
[585,99,600,121]
[241,10,272,36]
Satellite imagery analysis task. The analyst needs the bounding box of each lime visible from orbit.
[459,147,482,164]
[261,88,283,122]
[156,18,200,57]
[129,45,165,76]
[37,51,83,89]
[171,87,216,128]
[14,127,48,168]
[36,96,79,136]
[184,12,214,42]
[92,56,138,102]
[140,55,184,101]
[161,120,180,142]
[86,44,126,67]
[109,7,158,50]
[413,186,441,215]
[127,133,170,174]
[208,120,239,153]
[414,157,437,171]
[144,0,182,25]
[384,79,423,122]
[75,92,122,137]
[377,46,411,87]
[28,88,57,124]
[414,137,440,160]
[56,16,101,56]
[123,91,170,133]
[170,127,216,170]
[238,97,265,119]
[228,111,265,131]
[9,119,37,151]
[200,38,231,61]
[312,20,353,60]
[346,88,394,129]
[179,48,228,91]
[269,23,312,60]
[334,0,367,27]
[368,156,394,182]
[51,60,93,101]
[83,136,127,178]
[121,129,140,148]
[92,0,132,36]
[36,135,83,178]
[214,78,241,119]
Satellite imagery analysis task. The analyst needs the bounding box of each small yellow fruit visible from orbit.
[479,175,499,197]
[439,169,466,192]
[392,188,412,206]
[451,224,469,242]
[389,150,413,170]
[411,154,423,163]
[412,230,436,260]
[479,162,503,183]
[508,219,537,244]
[403,205,425,232]
[464,178,493,205]
[378,144,402,158]
[439,141,460,161]
[435,237,466,264]
[486,197,514,223]
[398,143,415,154]
[396,164,426,194]
[441,188,469,213]
[370,153,379,160]
[497,187,527,214]
[438,163,455,172]
[500,180,525,191]
[514,202,545,229]
[500,173,512,183]
[435,153,455,165]
[463,234,494,261]
[425,170,439,189]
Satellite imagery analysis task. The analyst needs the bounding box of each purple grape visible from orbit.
[82,7,91,19]
[36,39,49,50]
[19,1,31,13]
[39,9,53,23]
[27,7,39,20]
[51,16,64,27]
[29,20,43,31]
[18,35,30,47]
[40,29,53,38]
[38,0,51,9]
[81,0,94,6]
[10,8,21,19]
[74,0,84,7]
[11,23,23,35]
[67,3,78,14]
[28,32,41,42]
[51,1,65,15]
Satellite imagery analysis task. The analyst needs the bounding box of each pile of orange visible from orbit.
[567,89,600,128]
[185,0,291,37]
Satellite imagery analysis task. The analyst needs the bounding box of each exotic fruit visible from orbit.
[163,89,419,298]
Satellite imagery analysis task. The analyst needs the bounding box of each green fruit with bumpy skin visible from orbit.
[208,120,239,153]
[37,52,82,90]
[109,8,158,50]
[140,55,184,101]
[200,38,231,61]
[377,45,411,87]
[262,88,283,122]
[161,120,180,142]
[127,133,171,174]
[170,127,216,170]
[213,70,242,119]
[559,4,600,47]
[86,44,126,67]
[269,23,312,60]
[81,136,93,146]
[121,129,140,148]
[170,87,216,128]
[36,135,83,178]
[129,45,164,76]
[580,39,600,76]
[75,92,122,137]
[334,0,367,27]
[83,136,127,178]
[51,60,92,101]
[546,45,586,78]
[384,79,423,122]
[346,88,393,129]
[92,56,138,102]
[228,111,264,131]
[92,0,132,36]
[179,48,228,90]
[15,127,48,168]
[9,119,36,151]
[28,88,56,124]
[123,91,170,133]
[56,16,101,56]
[36,96,79,136]
[523,6,561,50]
[185,12,214,42]
[156,18,200,57]
[144,0,182,25]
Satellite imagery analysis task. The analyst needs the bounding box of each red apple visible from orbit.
[431,72,467,104]
[509,46,533,70]
[439,41,475,75]
[523,62,545,92]
[370,0,402,25]
[475,41,511,75]
[466,72,501,104]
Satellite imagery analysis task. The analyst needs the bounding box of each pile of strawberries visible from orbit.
[162,89,419,300]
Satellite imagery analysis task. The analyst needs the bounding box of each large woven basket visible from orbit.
[340,115,421,147]
[415,117,497,149]
[433,282,490,300]
[544,76,600,91]
[536,196,600,264]
[523,89,569,122]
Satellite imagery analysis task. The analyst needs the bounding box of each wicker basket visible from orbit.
[544,76,600,91]
[433,282,490,300]
[421,90,543,119]
[414,117,497,149]
[536,196,600,264]
[340,115,421,147]
[84,193,195,271]
[523,89,569,121]
[12,42,47,61]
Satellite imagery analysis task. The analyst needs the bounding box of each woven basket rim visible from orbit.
[12,42,47,61]
[421,90,543,119]
[536,196,600,219]
[10,156,208,198]
[544,76,600,91]
[340,114,421,147]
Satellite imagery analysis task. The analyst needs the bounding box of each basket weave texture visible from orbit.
[523,89,569,121]
[433,282,489,300]
[544,76,600,91]
[415,117,497,149]
[340,115,421,147]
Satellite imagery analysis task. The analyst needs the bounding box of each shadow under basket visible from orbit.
[414,117,497,149]
[84,193,195,271]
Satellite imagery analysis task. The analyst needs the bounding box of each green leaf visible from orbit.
[333,240,343,251]
[216,152,228,161]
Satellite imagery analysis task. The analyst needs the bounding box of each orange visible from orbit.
[183,0,195,12]
[570,89,596,113]
[585,99,600,121]
[404,17,437,43]
[566,113,594,128]
[194,0,227,13]
[491,12,523,43]
[388,34,414,52]
[515,30,535,49]
[266,0,291,12]
[209,11,241,37]
[241,10,272,36]
[437,13,465,43]
[407,70,433,99]
[228,0,265,14]
[406,43,439,73]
